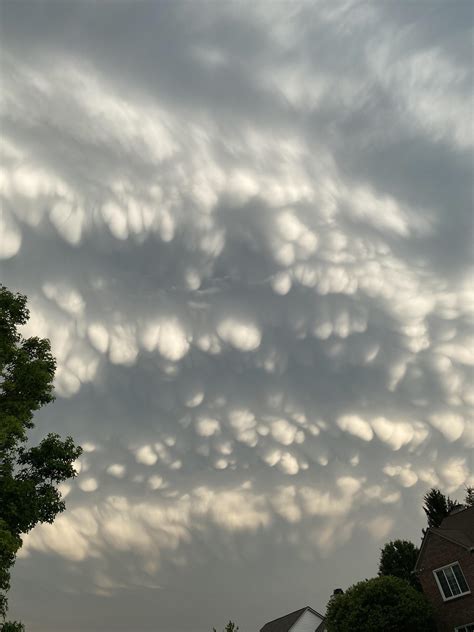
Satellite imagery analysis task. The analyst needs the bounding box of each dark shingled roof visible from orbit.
[430,526,473,549]
[260,606,324,632]
[415,505,474,571]
[437,505,474,546]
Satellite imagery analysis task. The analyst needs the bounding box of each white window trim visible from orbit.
[454,624,474,632]
[433,561,471,602]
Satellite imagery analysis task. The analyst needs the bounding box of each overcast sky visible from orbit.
[1,1,473,631]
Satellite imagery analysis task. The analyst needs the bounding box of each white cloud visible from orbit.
[109,325,138,365]
[135,445,158,466]
[216,317,262,351]
[195,417,220,437]
[0,209,22,258]
[337,415,373,442]
[79,477,99,492]
[277,451,300,475]
[270,419,298,446]
[365,515,394,540]
[106,464,126,479]
[141,318,190,361]
[88,323,109,354]
[148,475,164,490]
[439,457,469,491]
[429,412,465,442]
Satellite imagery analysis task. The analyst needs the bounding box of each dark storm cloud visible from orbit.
[1,2,473,631]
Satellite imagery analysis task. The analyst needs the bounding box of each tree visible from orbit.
[2,622,25,632]
[423,488,457,528]
[464,486,474,507]
[213,622,239,632]
[0,286,82,623]
[378,539,421,591]
[325,576,435,632]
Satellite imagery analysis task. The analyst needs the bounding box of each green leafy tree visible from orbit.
[0,286,82,623]
[464,486,474,507]
[2,622,25,632]
[213,622,239,632]
[423,488,457,528]
[325,576,435,632]
[378,539,421,590]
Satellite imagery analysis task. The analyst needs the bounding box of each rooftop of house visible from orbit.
[260,606,325,632]
[415,505,474,571]
[434,504,474,547]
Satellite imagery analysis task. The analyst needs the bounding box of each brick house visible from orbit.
[415,505,474,631]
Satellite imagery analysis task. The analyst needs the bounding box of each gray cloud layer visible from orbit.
[1,1,473,630]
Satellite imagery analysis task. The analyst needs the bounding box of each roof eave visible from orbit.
[415,528,471,573]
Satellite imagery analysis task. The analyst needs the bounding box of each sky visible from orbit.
[0,1,473,630]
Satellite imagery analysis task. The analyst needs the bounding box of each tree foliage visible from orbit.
[1,622,26,632]
[464,486,474,507]
[0,286,82,622]
[378,539,421,590]
[423,488,457,528]
[325,576,435,632]
[213,622,239,632]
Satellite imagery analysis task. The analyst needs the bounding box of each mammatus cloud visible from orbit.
[1,1,473,630]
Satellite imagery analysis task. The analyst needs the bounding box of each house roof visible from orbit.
[415,505,474,572]
[438,505,474,545]
[430,526,473,549]
[260,606,325,632]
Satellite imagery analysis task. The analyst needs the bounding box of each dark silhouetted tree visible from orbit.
[1,622,25,632]
[464,486,474,507]
[213,622,239,632]
[325,576,435,632]
[378,539,421,591]
[423,488,456,528]
[0,286,82,625]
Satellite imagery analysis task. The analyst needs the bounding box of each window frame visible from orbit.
[454,624,474,632]
[433,561,471,602]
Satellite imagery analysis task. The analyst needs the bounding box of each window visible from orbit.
[433,562,470,601]
[455,625,474,632]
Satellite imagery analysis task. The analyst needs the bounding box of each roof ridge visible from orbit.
[264,606,307,623]
[260,605,325,632]
[304,605,325,620]
[430,528,470,545]
[443,505,474,519]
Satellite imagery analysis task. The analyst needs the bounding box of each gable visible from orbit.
[416,507,474,572]
[290,608,324,632]
[260,608,307,632]
[260,607,324,632]
[440,506,474,542]
[416,531,468,572]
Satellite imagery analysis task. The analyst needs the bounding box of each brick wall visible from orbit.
[417,533,474,631]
